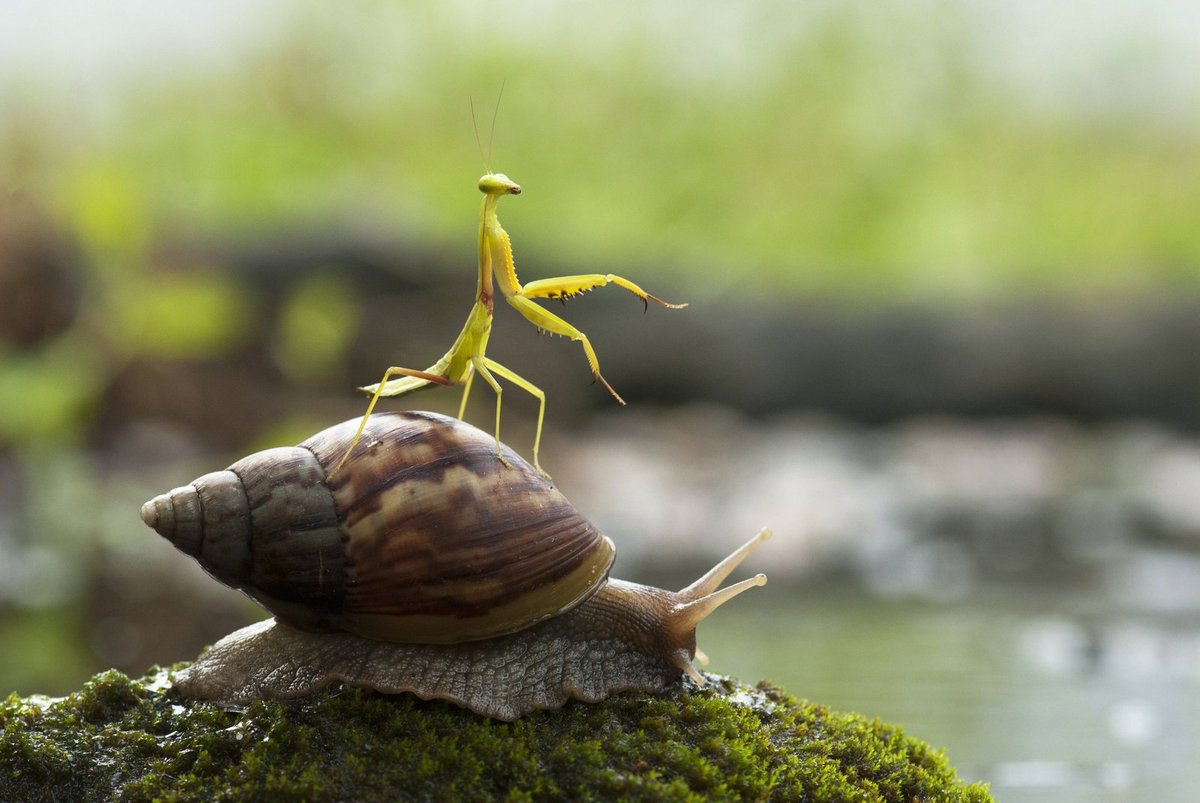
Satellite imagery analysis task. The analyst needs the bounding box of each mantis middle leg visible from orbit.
[481,357,546,474]
[468,354,547,475]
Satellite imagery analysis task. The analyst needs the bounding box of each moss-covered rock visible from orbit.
[1,668,991,802]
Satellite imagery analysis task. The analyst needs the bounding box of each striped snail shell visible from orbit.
[141,411,769,720]
[141,410,613,643]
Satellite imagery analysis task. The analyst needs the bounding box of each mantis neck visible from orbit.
[479,193,522,303]
[477,194,498,313]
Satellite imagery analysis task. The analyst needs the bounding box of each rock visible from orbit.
[1,668,992,801]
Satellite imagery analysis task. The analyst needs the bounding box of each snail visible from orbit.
[140,410,769,720]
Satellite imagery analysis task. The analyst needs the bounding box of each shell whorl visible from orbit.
[139,469,254,590]
[140,447,348,632]
[141,411,615,644]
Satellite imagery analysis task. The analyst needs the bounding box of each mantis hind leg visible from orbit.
[504,294,626,405]
[482,357,547,476]
[469,357,511,470]
[457,370,476,420]
[333,366,454,475]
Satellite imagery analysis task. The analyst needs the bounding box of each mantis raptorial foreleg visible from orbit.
[520,274,688,311]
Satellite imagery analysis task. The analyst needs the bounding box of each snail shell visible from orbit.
[141,411,769,720]
[141,410,615,644]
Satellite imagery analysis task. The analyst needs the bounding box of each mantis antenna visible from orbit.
[487,80,505,169]
[470,81,506,174]
[470,97,488,174]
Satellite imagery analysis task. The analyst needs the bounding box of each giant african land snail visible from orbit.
[141,411,769,720]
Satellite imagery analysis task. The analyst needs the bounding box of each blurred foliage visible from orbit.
[273,273,359,384]
[0,336,102,446]
[2,1,1197,305]
[0,609,92,695]
[113,271,251,359]
[4,0,1190,454]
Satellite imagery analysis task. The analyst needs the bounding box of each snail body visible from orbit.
[141,411,768,720]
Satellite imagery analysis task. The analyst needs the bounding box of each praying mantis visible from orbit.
[333,168,686,476]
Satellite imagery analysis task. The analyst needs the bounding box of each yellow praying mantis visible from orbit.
[334,113,685,476]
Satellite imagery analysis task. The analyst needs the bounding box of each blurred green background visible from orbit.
[3,2,1200,800]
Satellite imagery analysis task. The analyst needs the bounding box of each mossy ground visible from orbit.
[2,668,991,802]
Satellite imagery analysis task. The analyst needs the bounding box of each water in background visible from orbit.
[704,590,1199,803]
[563,410,1200,803]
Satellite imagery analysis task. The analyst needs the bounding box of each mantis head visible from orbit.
[479,173,522,197]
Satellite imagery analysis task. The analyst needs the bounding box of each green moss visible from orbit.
[1,669,991,802]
